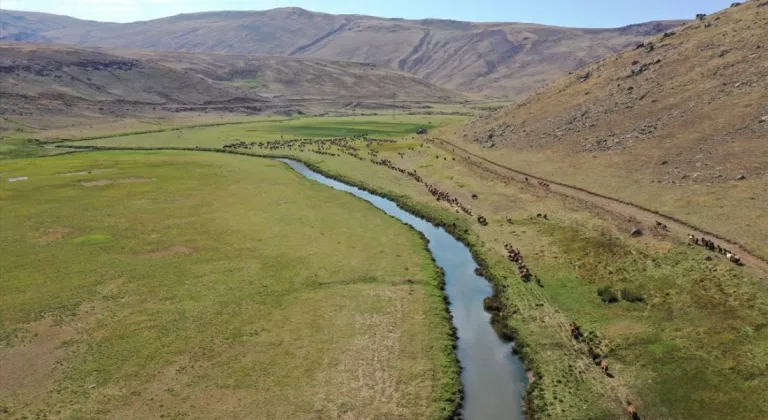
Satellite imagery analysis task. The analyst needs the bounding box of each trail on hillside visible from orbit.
[431,137,768,278]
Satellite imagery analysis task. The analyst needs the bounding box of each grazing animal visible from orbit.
[627,401,639,419]
[588,346,601,363]
[600,359,609,374]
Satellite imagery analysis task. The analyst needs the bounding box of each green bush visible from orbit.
[620,288,645,303]
[597,285,619,303]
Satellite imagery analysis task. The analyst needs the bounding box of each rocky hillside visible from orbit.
[0,8,683,98]
[0,43,461,118]
[94,48,460,101]
[451,0,767,257]
[461,0,767,181]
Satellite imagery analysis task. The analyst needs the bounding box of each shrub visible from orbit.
[620,288,645,303]
[597,285,619,303]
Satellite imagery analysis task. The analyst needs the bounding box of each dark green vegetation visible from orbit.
[0,138,66,160]
[0,151,458,419]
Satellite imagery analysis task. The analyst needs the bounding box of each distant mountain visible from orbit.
[0,8,684,98]
[0,42,461,119]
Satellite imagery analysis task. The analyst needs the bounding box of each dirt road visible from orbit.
[431,137,768,278]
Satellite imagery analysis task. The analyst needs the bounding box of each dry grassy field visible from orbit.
[449,1,768,259]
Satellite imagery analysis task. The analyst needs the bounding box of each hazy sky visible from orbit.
[2,0,737,27]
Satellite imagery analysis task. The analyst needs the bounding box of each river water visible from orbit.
[279,159,528,419]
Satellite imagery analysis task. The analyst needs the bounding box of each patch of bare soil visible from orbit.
[0,320,73,402]
[35,227,74,244]
[79,177,153,187]
[143,245,194,258]
[0,303,103,407]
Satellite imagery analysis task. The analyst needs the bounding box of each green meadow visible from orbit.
[63,115,466,149]
[0,151,458,419]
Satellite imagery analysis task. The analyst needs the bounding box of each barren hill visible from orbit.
[450,0,768,257]
[0,42,461,119]
[0,8,683,98]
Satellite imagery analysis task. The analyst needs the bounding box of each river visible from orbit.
[279,158,528,419]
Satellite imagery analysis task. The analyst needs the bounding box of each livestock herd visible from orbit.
[688,234,742,264]
[224,136,747,270]
[370,158,480,218]
[504,242,538,284]
[223,136,396,162]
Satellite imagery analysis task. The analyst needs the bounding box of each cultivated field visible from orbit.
[66,116,768,419]
[0,151,458,419]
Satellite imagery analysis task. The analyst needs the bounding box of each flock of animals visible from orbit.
[224,136,748,271]
[504,242,539,284]
[688,234,742,264]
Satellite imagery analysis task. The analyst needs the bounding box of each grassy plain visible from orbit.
[68,116,768,419]
[0,151,458,419]
[64,115,467,148]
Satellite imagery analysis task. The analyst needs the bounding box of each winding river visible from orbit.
[279,159,528,419]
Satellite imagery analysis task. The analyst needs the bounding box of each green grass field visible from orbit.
[0,151,458,419]
[64,115,467,148]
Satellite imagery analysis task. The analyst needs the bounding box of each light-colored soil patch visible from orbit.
[0,319,74,402]
[0,303,103,410]
[59,169,114,176]
[79,177,153,187]
[144,245,194,258]
[35,227,74,244]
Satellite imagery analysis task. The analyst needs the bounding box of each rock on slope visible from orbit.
[0,8,682,98]
[461,0,768,182]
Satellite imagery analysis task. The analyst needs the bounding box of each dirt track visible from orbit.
[431,137,768,279]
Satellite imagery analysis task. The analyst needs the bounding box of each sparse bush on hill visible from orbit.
[620,288,645,303]
[597,285,620,303]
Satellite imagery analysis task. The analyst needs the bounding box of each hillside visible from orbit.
[93,48,460,101]
[449,0,768,257]
[0,43,461,120]
[0,8,683,98]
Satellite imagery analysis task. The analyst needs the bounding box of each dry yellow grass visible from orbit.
[450,0,768,258]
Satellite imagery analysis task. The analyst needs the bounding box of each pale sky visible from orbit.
[1,0,736,27]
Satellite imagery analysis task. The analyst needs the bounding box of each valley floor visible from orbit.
[2,113,767,419]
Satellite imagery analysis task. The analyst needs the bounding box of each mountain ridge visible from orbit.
[0,8,685,98]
